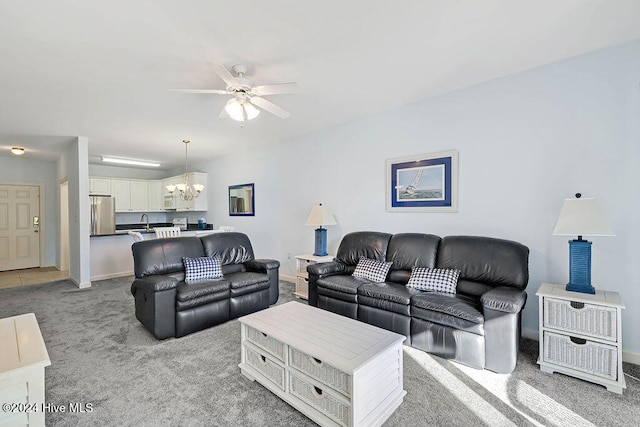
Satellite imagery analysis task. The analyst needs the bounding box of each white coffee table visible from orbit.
[239,301,406,427]
[0,313,51,427]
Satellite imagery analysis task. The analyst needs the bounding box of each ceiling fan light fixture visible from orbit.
[225,97,260,122]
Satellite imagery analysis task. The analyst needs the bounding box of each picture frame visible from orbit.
[229,183,255,216]
[386,150,458,212]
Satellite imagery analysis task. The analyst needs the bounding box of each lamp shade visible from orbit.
[552,197,615,237]
[305,204,337,227]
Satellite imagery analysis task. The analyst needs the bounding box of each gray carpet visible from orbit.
[0,277,638,426]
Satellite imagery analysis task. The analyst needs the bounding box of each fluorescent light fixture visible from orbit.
[11,147,25,155]
[101,157,160,167]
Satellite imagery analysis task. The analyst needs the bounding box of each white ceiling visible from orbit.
[1,0,640,170]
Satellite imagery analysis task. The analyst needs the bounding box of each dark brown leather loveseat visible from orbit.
[307,231,529,374]
[130,232,279,339]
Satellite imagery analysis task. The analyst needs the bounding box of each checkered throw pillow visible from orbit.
[406,267,460,294]
[183,256,222,283]
[352,257,392,283]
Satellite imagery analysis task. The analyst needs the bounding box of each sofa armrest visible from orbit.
[307,261,347,277]
[130,275,179,296]
[244,259,280,272]
[481,286,527,314]
[307,261,348,306]
[244,259,280,305]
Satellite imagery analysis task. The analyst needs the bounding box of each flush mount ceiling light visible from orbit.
[165,140,204,201]
[11,147,25,155]
[101,157,160,168]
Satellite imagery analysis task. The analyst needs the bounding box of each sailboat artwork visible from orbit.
[396,165,445,201]
[386,150,458,212]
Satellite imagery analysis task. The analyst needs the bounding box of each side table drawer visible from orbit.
[297,259,313,276]
[245,326,286,361]
[543,331,617,380]
[544,297,617,341]
[289,347,351,397]
[295,277,309,298]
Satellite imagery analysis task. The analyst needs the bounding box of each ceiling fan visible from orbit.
[170,63,300,121]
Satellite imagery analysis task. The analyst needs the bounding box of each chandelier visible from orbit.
[166,139,204,201]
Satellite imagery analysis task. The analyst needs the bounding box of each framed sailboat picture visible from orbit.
[386,150,458,212]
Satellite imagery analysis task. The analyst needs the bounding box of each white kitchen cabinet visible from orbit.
[111,179,148,212]
[147,180,163,211]
[111,179,131,212]
[89,178,111,195]
[129,180,148,211]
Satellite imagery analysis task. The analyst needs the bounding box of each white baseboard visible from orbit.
[280,274,296,283]
[90,271,133,282]
[521,327,639,365]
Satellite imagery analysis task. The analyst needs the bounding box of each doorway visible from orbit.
[0,184,41,271]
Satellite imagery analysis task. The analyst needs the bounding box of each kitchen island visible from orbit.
[89,224,220,281]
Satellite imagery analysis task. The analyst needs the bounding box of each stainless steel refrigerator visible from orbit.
[90,195,116,235]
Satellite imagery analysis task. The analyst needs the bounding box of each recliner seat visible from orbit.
[130,232,279,339]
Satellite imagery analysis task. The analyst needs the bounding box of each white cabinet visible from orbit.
[129,180,148,212]
[111,179,148,212]
[147,181,163,211]
[89,178,111,195]
[295,254,334,299]
[111,179,131,212]
[537,283,626,394]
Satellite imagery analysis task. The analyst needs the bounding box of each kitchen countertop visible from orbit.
[91,223,214,237]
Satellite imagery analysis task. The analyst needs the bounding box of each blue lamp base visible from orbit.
[565,239,595,294]
[313,227,328,256]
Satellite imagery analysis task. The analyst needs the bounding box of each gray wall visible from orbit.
[199,39,640,357]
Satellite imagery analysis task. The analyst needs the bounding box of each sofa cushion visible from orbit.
[387,233,441,271]
[336,231,392,265]
[352,257,392,282]
[200,232,255,265]
[411,292,484,324]
[317,275,370,295]
[224,271,270,291]
[406,267,460,294]
[411,293,485,336]
[358,282,421,315]
[436,236,529,289]
[132,237,205,278]
[183,256,222,283]
[176,280,230,302]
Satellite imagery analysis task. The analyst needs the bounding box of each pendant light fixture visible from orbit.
[166,140,204,201]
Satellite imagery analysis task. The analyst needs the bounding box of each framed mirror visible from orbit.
[229,183,255,216]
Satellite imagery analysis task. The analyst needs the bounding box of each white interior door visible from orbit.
[0,184,41,271]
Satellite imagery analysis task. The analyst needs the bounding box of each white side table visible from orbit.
[0,313,51,426]
[294,254,334,299]
[536,283,626,394]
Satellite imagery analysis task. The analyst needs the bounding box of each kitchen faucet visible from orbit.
[141,213,150,232]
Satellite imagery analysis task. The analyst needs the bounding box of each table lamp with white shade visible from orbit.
[305,203,337,256]
[552,193,615,294]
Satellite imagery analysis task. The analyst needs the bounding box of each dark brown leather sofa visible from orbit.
[130,232,279,339]
[307,231,529,374]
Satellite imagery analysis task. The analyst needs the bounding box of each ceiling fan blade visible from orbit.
[252,82,301,96]
[169,89,231,94]
[207,62,240,87]
[249,96,290,119]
